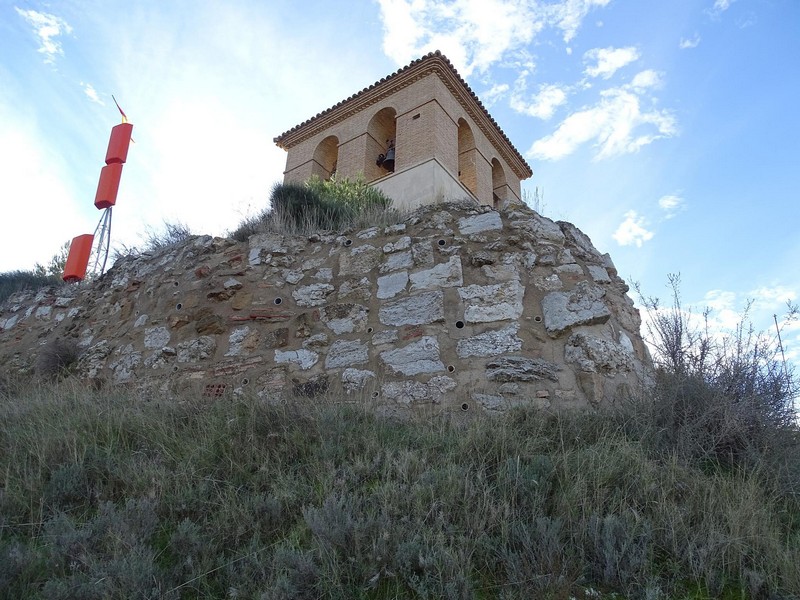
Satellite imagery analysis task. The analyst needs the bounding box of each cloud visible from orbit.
[510,77,568,120]
[713,0,734,12]
[612,211,654,247]
[658,194,685,218]
[14,8,72,63]
[749,285,797,311]
[679,35,701,49]
[81,83,104,105]
[546,0,612,43]
[480,83,509,107]
[528,73,677,160]
[375,0,611,76]
[584,46,639,79]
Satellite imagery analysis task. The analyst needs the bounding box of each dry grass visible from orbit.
[1,382,798,599]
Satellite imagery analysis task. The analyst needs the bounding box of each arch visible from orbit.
[491,158,507,208]
[312,135,339,180]
[457,118,478,197]
[367,106,397,182]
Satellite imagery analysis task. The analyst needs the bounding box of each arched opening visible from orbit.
[367,107,397,182]
[312,135,339,180]
[458,119,478,197]
[491,158,507,208]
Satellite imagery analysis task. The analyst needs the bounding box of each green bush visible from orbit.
[230,175,397,240]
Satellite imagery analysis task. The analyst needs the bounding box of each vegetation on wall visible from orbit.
[231,175,398,241]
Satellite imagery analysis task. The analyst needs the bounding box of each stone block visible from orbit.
[144,326,171,349]
[377,271,409,299]
[320,303,368,334]
[275,349,319,370]
[409,256,463,291]
[338,277,372,302]
[379,291,444,326]
[339,244,382,276]
[341,368,376,392]
[486,356,560,382]
[380,336,444,376]
[325,339,369,369]
[541,281,611,337]
[292,283,335,307]
[456,324,523,358]
[263,328,290,349]
[458,211,502,235]
[380,251,414,273]
[458,280,524,323]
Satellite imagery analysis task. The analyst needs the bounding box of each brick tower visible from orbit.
[274,51,533,211]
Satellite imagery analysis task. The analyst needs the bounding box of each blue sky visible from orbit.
[2,0,799,361]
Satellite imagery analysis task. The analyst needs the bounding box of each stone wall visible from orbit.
[0,201,651,417]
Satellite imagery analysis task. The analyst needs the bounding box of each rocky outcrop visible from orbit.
[0,201,651,416]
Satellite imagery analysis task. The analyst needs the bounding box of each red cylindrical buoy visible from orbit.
[104,122,133,165]
[62,234,95,282]
[94,163,124,209]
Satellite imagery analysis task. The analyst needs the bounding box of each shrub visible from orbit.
[632,274,799,474]
[0,270,60,305]
[230,175,397,240]
[35,337,81,380]
[112,221,193,261]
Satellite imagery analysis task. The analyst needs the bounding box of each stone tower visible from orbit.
[274,51,533,211]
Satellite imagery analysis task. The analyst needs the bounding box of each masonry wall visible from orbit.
[0,202,651,417]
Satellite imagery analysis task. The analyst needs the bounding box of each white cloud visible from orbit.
[749,286,798,311]
[528,78,677,160]
[546,0,612,43]
[480,82,509,107]
[628,69,662,90]
[375,0,611,76]
[510,77,568,120]
[679,35,701,49]
[584,46,639,79]
[612,211,654,247]
[713,0,734,12]
[81,83,104,105]
[658,194,685,218]
[14,8,72,63]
